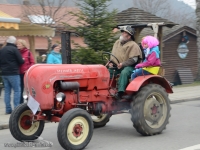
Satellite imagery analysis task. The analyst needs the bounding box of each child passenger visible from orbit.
[131,36,161,80]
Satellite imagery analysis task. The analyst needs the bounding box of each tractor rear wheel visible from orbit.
[9,103,45,141]
[130,84,171,136]
[57,108,93,150]
[91,114,111,128]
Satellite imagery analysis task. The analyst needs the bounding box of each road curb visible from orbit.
[0,124,9,130]
[170,97,200,104]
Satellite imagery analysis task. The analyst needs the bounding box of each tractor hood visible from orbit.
[24,64,110,110]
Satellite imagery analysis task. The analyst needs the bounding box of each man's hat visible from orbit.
[120,26,135,36]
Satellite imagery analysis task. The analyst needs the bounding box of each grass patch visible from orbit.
[173,81,200,88]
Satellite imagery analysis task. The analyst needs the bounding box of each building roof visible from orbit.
[0,9,55,37]
[0,10,20,29]
[116,7,176,27]
[0,10,14,18]
[138,25,196,42]
[162,26,196,41]
[0,4,79,27]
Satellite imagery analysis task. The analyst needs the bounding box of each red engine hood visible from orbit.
[24,64,110,110]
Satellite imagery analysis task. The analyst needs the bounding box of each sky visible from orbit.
[178,0,196,9]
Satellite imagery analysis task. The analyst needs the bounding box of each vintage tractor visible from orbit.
[9,23,173,150]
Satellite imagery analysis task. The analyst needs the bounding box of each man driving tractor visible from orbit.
[109,25,143,100]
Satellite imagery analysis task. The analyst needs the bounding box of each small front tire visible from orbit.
[9,103,45,141]
[57,108,93,150]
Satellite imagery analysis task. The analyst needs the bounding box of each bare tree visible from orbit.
[20,0,72,51]
[133,0,171,18]
[132,0,196,28]
[169,11,196,28]
[196,0,200,80]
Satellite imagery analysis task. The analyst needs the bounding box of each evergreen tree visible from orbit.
[67,0,118,64]
[71,48,104,64]
[70,0,117,52]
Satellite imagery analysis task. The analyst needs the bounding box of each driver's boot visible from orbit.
[114,92,124,101]
[122,95,132,100]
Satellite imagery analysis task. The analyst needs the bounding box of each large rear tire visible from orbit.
[57,108,93,150]
[130,84,171,136]
[91,114,111,128]
[9,103,45,141]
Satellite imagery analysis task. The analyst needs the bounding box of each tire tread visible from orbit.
[130,84,171,136]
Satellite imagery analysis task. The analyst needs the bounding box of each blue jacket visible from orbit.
[47,51,62,64]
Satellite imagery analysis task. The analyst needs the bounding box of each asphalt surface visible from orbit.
[0,100,200,150]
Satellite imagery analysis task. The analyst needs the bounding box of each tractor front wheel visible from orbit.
[57,108,93,150]
[9,103,45,141]
[130,84,171,136]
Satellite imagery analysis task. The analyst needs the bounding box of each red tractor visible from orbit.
[9,21,173,150]
[9,51,173,150]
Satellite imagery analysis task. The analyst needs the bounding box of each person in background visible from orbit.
[0,36,24,114]
[1,40,7,48]
[16,39,35,104]
[41,54,47,63]
[46,44,62,64]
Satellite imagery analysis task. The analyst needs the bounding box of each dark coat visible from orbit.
[0,43,24,75]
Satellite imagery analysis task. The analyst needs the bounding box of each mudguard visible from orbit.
[126,75,173,94]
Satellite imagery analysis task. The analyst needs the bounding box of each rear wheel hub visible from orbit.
[144,98,162,122]
[151,104,159,115]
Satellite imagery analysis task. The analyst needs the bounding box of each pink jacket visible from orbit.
[136,46,161,68]
[19,48,35,74]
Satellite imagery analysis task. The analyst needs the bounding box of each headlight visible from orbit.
[56,92,66,102]
[23,95,28,100]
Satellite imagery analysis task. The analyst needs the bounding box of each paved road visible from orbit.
[0,100,200,150]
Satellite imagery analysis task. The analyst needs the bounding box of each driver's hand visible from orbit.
[108,63,113,68]
[117,63,123,69]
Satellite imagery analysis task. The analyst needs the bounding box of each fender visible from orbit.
[126,75,173,94]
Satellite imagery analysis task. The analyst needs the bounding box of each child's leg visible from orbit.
[131,68,151,80]
[131,68,142,80]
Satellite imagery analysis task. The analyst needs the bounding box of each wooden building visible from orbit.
[163,26,198,84]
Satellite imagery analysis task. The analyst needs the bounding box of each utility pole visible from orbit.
[196,0,200,80]
[61,31,72,64]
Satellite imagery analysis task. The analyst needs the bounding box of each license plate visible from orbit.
[27,95,40,115]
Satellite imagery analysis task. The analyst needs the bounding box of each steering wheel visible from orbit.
[102,52,120,68]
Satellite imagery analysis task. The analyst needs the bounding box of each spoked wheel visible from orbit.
[57,108,93,150]
[130,84,171,136]
[91,113,111,128]
[9,103,45,141]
